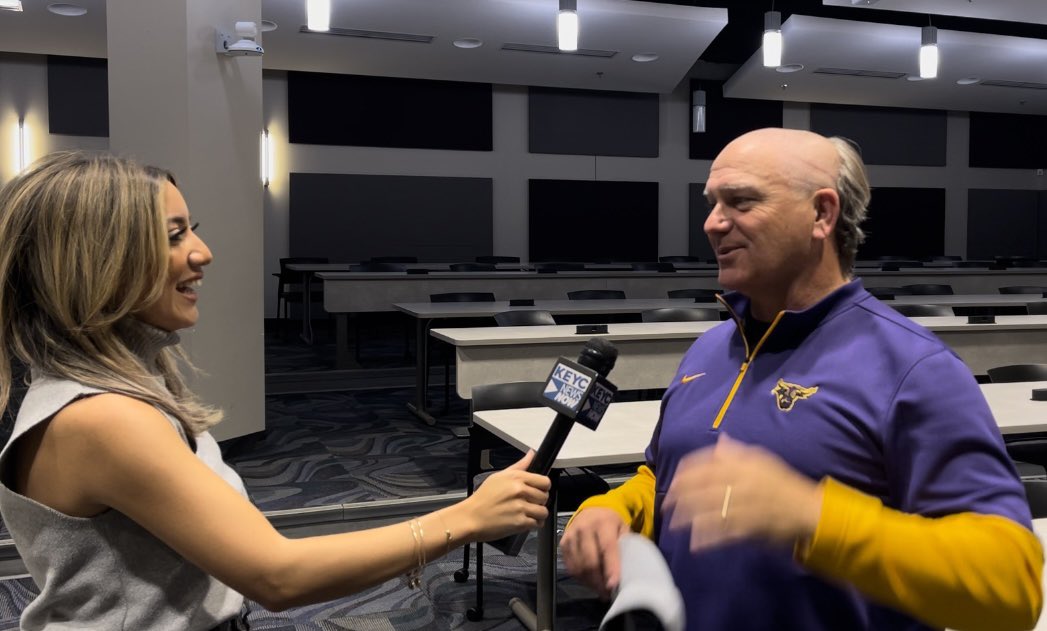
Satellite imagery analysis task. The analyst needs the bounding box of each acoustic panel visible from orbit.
[290,173,492,262]
[687,183,714,261]
[689,79,783,160]
[528,87,659,157]
[969,112,1047,169]
[810,104,946,166]
[857,187,945,259]
[47,55,108,137]
[967,189,1039,260]
[528,179,658,262]
[287,71,492,151]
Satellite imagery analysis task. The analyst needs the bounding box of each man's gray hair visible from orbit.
[828,136,870,274]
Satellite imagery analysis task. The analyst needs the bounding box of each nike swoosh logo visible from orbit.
[681,372,706,383]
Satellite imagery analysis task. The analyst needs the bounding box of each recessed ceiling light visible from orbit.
[906,75,925,82]
[956,77,980,85]
[453,38,483,49]
[0,0,23,12]
[631,53,659,63]
[776,63,804,73]
[260,20,278,32]
[47,3,86,16]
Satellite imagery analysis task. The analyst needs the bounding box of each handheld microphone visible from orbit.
[494,337,619,556]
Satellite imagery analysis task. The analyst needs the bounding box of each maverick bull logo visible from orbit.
[772,378,819,412]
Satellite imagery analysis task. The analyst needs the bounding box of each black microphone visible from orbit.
[493,337,619,556]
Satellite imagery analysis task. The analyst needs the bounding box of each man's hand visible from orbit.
[560,507,630,599]
[663,433,823,552]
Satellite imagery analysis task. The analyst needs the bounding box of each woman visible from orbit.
[0,151,550,630]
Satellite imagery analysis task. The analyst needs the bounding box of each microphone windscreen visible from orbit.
[578,337,618,376]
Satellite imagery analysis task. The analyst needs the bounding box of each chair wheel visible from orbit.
[453,569,469,583]
[466,607,484,621]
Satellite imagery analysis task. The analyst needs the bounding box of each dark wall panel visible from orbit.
[287,71,492,151]
[810,104,946,166]
[857,187,945,259]
[47,55,108,137]
[967,189,1039,260]
[528,87,659,157]
[528,180,657,262]
[289,173,492,262]
[688,183,714,261]
[689,80,783,160]
[969,112,1047,169]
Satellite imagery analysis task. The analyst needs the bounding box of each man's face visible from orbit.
[703,142,820,300]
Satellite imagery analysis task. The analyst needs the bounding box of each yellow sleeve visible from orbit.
[799,478,1043,631]
[567,464,657,538]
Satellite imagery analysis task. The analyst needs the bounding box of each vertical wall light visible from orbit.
[306,0,329,32]
[260,129,272,188]
[558,0,578,52]
[919,26,938,79]
[691,90,706,133]
[16,118,28,173]
[762,11,782,68]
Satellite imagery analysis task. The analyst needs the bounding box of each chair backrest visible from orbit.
[475,255,521,264]
[667,288,721,301]
[1027,302,1047,315]
[901,283,954,295]
[641,308,720,323]
[927,255,962,262]
[472,381,546,413]
[891,304,954,317]
[631,262,675,272]
[567,289,627,300]
[370,255,418,263]
[999,286,1046,295]
[494,310,556,326]
[1023,479,1047,519]
[865,286,911,300]
[449,262,497,272]
[986,364,1047,383]
[430,292,497,303]
[349,262,405,272]
[658,255,702,263]
[278,256,328,280]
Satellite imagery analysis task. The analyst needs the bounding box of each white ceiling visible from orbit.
[725,15,1047,115]
[1,0,1046,113]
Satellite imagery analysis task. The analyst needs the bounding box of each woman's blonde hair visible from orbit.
[0,151,221,435]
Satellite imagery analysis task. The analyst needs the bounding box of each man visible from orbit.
[560,128,1043,631]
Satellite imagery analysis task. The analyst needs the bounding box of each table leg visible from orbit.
[406,317,435,425]
[510,469,560,631]
[334,314,350,369]
[300,273,314,345]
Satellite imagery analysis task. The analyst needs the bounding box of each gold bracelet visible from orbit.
[435,513,452,556]
[405,519,423,589]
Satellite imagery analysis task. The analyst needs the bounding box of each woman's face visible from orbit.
[138,181,213,332]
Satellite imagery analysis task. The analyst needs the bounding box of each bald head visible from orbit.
[717,128,839,194]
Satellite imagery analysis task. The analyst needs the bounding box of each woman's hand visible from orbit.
[560,507,630,599]
[453,450,551,543]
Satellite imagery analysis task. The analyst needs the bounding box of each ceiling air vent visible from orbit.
[502,43,617,58]
[979,79,1047,90]
[813,67,905,79]
[298,26,434,43]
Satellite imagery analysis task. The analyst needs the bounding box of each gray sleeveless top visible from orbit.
[0,324,246,630]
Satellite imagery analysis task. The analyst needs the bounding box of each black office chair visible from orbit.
[370,255,418,263]
[449,262,497,272]
[865,286,911,300]
[272,256,329,336]
[667,288,721,302]
[999,286,1047,295]
[631,262,676,272]
[659,255,702,263]
[891,304,954,317]
[456,381,610,621]
[1023,480,1047,518]
[901,284,954,295]
[641,307,720,323]
[429,292,498,411]
[926,255,962,262]
[1027,302,1047,315]
[986,364,1047,383]
[568,289,627,300]
[494,310,556,327]
[475,255,520,264]
[349,262,405,272]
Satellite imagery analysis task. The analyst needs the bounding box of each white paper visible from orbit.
[599,533,685,631]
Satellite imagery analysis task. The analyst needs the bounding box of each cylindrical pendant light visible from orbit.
[692,90,706,134]
[919,26,938,79]
[558,0,578,52]
[763,11,782,68]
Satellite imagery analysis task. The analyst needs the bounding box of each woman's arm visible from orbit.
[36,393,550,611]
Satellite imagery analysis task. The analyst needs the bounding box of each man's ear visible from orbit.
[812,188,840,242]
